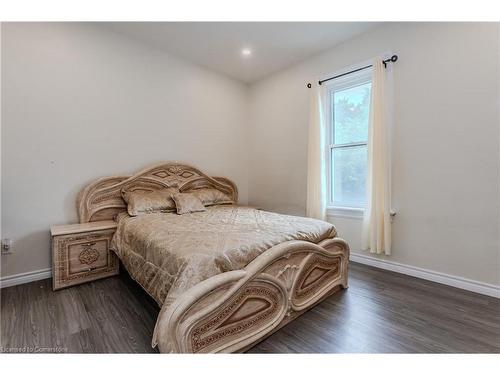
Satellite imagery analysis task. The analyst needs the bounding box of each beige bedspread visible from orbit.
[110,205,336,307]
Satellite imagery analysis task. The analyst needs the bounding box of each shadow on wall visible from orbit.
[62,182,87,225]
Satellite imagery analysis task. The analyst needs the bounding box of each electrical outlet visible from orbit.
[2,238,13,254]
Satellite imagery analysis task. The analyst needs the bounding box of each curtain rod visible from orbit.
[306,55,398,88]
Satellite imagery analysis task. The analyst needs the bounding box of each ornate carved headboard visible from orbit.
[77,162,238,223]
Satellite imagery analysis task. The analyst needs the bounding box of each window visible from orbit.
[326,68,372,209]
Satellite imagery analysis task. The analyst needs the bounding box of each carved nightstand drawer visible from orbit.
[51,221,119,290]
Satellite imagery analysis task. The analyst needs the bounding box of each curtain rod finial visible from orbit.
[307,83,312,88]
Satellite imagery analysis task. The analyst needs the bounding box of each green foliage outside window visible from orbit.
[331,83,371,207]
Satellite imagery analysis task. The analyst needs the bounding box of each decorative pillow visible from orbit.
[122,188,178,216]
[171,193,206,215]
[189,188,234,206]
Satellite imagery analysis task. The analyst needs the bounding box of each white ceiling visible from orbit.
[102,22,380,83]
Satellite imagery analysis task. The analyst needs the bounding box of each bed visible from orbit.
[77,162,349,353]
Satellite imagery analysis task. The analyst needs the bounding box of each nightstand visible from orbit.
[51,220,119,291]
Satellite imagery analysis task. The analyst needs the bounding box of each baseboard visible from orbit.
[350,253,500,299]
[0,268,52,288]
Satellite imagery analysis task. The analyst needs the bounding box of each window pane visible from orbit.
[331,145,367,207]
[332,82,371,144]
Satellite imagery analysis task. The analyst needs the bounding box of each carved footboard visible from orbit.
[154,238,349,353]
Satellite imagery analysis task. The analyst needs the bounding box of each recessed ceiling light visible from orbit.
[241,48,252,57]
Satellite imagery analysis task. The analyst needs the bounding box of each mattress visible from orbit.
[110,205,336,307]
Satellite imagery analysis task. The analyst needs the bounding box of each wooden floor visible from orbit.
[1,262,499,353]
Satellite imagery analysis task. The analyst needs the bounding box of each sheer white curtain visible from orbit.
[361,58,392,254]
[306,84,328,221]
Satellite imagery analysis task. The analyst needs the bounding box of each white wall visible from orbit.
[248,23,500,286]
[1,23,249,277]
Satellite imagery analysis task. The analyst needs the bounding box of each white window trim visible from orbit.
[326,206,364,220]
[324,67,372,215]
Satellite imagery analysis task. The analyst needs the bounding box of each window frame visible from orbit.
[324,67,373,215]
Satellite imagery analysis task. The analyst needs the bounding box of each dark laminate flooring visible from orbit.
[1,262,499,353]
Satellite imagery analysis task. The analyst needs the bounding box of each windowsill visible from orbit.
[326,206,364,220]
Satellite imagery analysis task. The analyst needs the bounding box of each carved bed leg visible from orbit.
[153,238,349,353]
